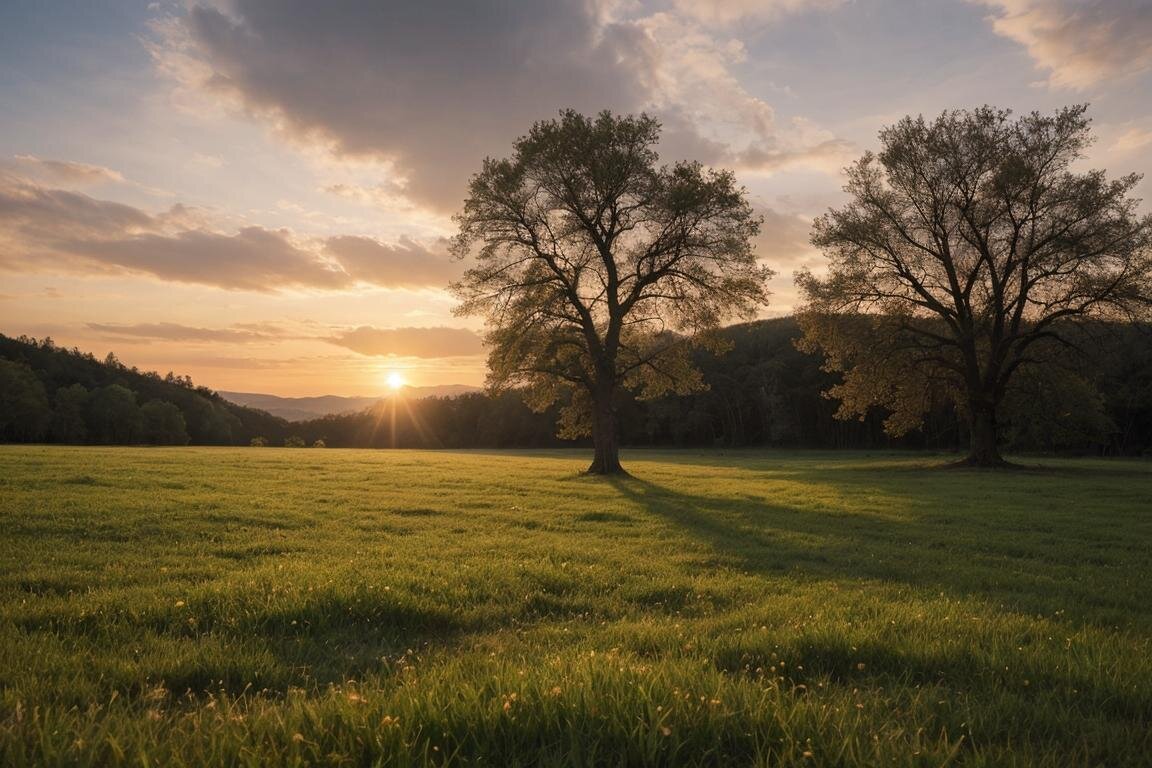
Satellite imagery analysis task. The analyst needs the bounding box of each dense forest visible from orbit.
[2,319,1150,455]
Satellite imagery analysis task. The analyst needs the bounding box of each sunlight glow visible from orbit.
[386,371,406,391]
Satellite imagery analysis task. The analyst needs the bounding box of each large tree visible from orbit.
[452,110,772,474]
[798,106,1151,466]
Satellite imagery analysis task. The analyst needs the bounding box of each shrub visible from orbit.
[284,436,306,448]
[312,439,327,448]
[250,436,268,447]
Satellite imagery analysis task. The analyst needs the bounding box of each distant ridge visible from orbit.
[219,385,481,422]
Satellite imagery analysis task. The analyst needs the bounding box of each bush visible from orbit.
[284,435,306,448]
[250,436,268,447]
[312,439,327,448]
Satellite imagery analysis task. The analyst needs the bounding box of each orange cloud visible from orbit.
[13,155,125,185]
[973,0,1152,89]
[0,173,457,291]
[326,326,484,358]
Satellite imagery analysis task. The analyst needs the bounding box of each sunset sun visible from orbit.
[385,370,406,391]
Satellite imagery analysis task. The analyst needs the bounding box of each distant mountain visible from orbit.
[219,385,481,421]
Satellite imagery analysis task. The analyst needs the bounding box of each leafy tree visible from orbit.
[51,383,90,443]
[798,106,1152,466]
[0,360,51,442]
[284,435,306,448]
[184,394,240,444]
[452,110,771,474]
[141,399,190,445]
[1000,365,1115,453]
[88,384,142,444]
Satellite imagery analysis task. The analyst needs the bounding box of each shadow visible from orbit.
[605,470,1151,632]
[13,590,469,700]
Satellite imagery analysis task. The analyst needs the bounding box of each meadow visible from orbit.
[0,446,1149,767]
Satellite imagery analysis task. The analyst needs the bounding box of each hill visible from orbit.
[219,385,481,421]
[0,333,287,445]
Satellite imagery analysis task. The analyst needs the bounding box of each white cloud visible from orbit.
[973,0,1152,89]
[671,0,847,27]
[1112,126,1152,153]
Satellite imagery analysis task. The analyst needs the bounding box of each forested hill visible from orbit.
[0,334,285,445]
[3,319,1151,454]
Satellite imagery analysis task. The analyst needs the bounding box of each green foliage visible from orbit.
[0,360,50,441]
[50,383,89,443]
[141,400,190,446]
[1,447,1150,766]
[88,384,141,444]
[0,334,285,446]
[249,436,268,447]
[311,439,326,448]
[1001,366,1116,452]
[284,435,306,448]
[453,110,771,471]
[798,106,1152,464]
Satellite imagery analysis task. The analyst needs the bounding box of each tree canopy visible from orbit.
[452,110,772,473]
[798,105,1152,466]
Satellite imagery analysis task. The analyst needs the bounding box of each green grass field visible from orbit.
[1,446,1149,766]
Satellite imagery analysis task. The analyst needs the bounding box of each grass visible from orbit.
[0,446,1149,767]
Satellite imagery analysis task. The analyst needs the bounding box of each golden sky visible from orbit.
[1,0,1150,396]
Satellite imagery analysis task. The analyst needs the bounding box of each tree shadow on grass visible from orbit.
[604,473,1151,632]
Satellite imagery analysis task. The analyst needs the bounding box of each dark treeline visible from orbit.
[3,318,1151,455]
[0,335,283,446]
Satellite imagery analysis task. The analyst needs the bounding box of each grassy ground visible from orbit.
[0,446,1149,767]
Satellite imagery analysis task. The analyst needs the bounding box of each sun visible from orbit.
[385,370,406,391]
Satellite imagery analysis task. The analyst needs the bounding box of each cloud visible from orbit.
[152,1,849,211]
[71,227,350,291]
[13,155,125,185]
[324,235,463,289]
[973,0,1152,89]
[753,208,818,268]
[326,326,484,358]
[1112,126,1152,153]
[163,0,647,211]
[324,182,413,211]
[671,0,846,27]
[0,172,457,291]
[86,322,284,343]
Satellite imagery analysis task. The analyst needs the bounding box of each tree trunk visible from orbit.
[587,391,625,475]
[963,399,1006,467]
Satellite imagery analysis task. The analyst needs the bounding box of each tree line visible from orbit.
[0,335,282,445]
[3,319,1150,455]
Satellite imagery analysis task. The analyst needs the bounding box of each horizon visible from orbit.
[2,0,1151,397]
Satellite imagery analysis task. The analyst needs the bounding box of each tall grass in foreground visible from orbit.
[0,447,1149,766]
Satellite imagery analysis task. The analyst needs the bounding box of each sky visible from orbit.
[1,0,1150,397]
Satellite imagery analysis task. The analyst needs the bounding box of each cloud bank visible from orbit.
[974,0,1152,89]
[154,0,851,212]
[0,172,459,291]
